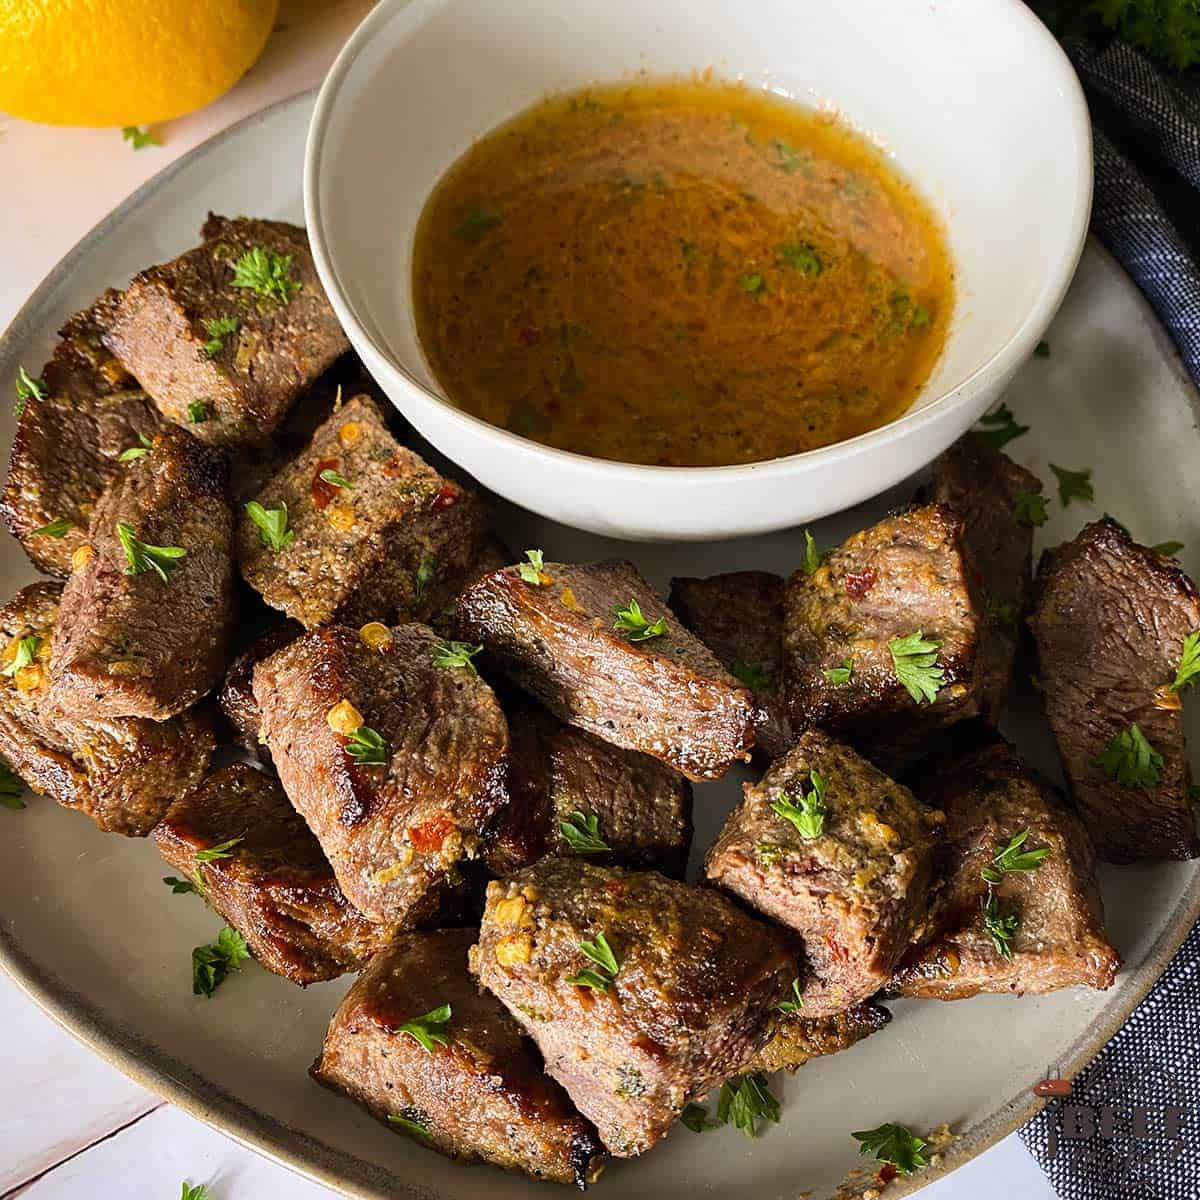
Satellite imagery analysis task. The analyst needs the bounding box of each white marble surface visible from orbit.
[0,3,1055,1196]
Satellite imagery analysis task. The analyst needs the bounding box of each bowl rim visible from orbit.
[304,0,1093,482]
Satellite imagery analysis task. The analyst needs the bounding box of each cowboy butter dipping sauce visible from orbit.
[413,80,954,468]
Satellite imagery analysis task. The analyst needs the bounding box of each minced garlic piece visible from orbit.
[71,543,95,573]
[15,664,43,692]
[327,504,356,531]
[495,933,533,965]
[373,848,415,884]
[560,585,581,611]
[494,895,532,929]
[338,420,362,448]
[327,698,364,735]
[359,622,392,650]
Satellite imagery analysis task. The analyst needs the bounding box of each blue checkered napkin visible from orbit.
[1017,35,1200,1197]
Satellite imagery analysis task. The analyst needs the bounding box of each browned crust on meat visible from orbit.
[218,619,302,759]
[743,1001,892,1074]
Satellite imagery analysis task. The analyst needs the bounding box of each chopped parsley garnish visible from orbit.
[202,316,239,358]
[192,926,250,997]
[388,1108,433,1140]
[518,548,547,584]
[801,529,826,575]
[231,247,300,305]
[778,241,822,275]
[414,554,437,603]
[824,658,853,685]
[29,517,74,538]
[0,761,25,810]
[163,876,198,895]
[14,365,46,416]
[345,725,388,767]
[1153,541,1185,558]
[777,978,804,1014]
[319,467,352,490]
[718,1072,781,1139]
[196,835,243,865]
[560,810,611,855]
[975,402,1028,451]
[2,635,40,677]
[116,522,186,582]
[889,631,944,704]
[179,1184,209,1200]
[1013,489,1049,527]
[1092,723,1163,788]
[772,770,827,840]
[431,640,483,673]
[742,273,765,295]
[680,1103,722,1133]
[453,208,503,243]
[981,829,1050,885]
[121,125,158,150]
[187,399,210,424]
[119,433,154,462]
[1050,463,1094,507]
[981,891,1019,960]
[1171,631,1200,692]
[612,598,667,642]
[245,501,295,552]
[731,660,771,690]
[392,1004,452,1053]
[851,1122,929,1175]
[567,931,620,991]
[755,843,791,866]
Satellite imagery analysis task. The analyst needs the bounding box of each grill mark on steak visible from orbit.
[1030,517,1200,861]
[743,1000,892,1074]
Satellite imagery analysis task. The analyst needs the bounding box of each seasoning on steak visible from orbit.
[1030,517,1200,862]
[472,858,794,1157]
[155,762,394,984]
[669,570,792,759]
[313,928,606,1187]
[101,214,350,446]
[237,393,489,629]
[890,733,1120,999]
[218,617,302,761]
[781,504,984,766]
[254,621,509,925]
[705,729,941,1016]
[485,692,693,878]
[2,295,165,577]
[455,559,755,780]
[744,1001,892,1074]
[924,434,1042,720]
[0,582,213,835]
[48,426,236,721]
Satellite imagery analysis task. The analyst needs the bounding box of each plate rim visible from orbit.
[2,87,1199,1200]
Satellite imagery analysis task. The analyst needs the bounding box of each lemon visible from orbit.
[0,0,280,126]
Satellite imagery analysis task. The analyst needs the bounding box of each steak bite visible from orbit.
[101,214,350,446]
[455,559,755,780]
[0,582,213,835]
[485,693,693,878]
[155,763,394,985]
[924,434,1043,720]
[890,734,1120,999]
[1030,518,1200,862]
[313,929,606,1187]
[744,1001,891,1074]
[254,621,509,925]
[472,858,794,1157]
[669,570,792,759]
[2,296,166,577]
[781,503,984,766]
[705,730,941,1016]
[218,617,302,760]
[237,393,489,629]
[48,426,236,721]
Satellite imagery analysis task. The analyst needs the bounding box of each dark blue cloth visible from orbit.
[1018,36,1200,1198]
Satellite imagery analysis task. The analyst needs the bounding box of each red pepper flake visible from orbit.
[408,813,454,853]
[845,568,876,599]
[824,933,850,964]
[432,482,460,510]
[877,1163,898,1186]
[311,457,340,510]
[381,455,408,478]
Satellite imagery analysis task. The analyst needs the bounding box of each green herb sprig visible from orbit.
[345,725,388,767]
[192,926,250,997]
[560,811,611,855]
[518,548,546,584]
[612,599,667,642]
[29,517,74,538]
[116,522,186,582]
[431,640,483,673]
[889,631,944,704]
[245,501,295,552]
[975,402,1028,451]
[231,247,300,305]
[567,931,620,991]
[1093,723,1163,788]
[391,1004,452,1053]
[851,1122,929,1175]
[771,770,827,840]
[981,829,1050,885]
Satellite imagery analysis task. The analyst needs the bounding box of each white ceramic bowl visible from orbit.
[305,0,1090,542]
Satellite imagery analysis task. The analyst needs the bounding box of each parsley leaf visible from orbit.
[245,501,295,552]
[431,640,483,673]
[121,125,158,150]
[980,829,1050,885]
[975,402,1028,451]
[772,770,827,840]
[1171,631,1200,692]
[718,1073,780,1139]
[777,977,804,1014]
[116,522,186,582]
[778,241,822,275]
[388,1108,433,1140]
[1050,464,1093,507]
[680,1103,722,1133]
[0,761,26,810]
[319,467,352,490]
[981,891,1019,960]
[196,835,243,865]
[1033,339,1051,358]
[231,247,300,305]
[29,517,74,538]
[345,725,388,767]
[1092,723,1163,788]
[889,631,944,704]
[2,634,40,677]
[742,273,766,295]
[392,1003,452,1053]
[567,931,620,990]
[518,548,546,584]
[192,926,250,997]
[414,554,437,603]
[119,433,154,463]
[187,399,210,424]
[612,598,668,642]
[453,208,502,243]
[202,316,239,358]
[1153,541,1185,558]
[731,660,771,689]
[823,658,853,685]
[14,365,46,416]
[851,1122,929,1175]
[1013,489,1049,527]
[801,529,826,575]
[560,810,611,855]
[179,1183,209,1200]
[163,876,198,895]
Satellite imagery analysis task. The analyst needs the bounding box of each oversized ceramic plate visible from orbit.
[1,92,1198,1200]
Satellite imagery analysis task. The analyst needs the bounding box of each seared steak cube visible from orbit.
[456,559,755,780]
[890,735,1120,999]
[669,570,792,759]
[472,859,794,1157]
[1030,518,1200,861]
[485,693,693,878]
[925,434,1042,720]
[155,763,394,985]
[254,622,509,925]
[744,1001,891,1074]
[49,426,236,721]
[313,929,605,1186]
[102,214,349,446]
[781,504,983,766]
[218,618,302,761]
[237,393,488,629]
[705,730,941,1015]
[0,582,213,835]
[2,296,165,577]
